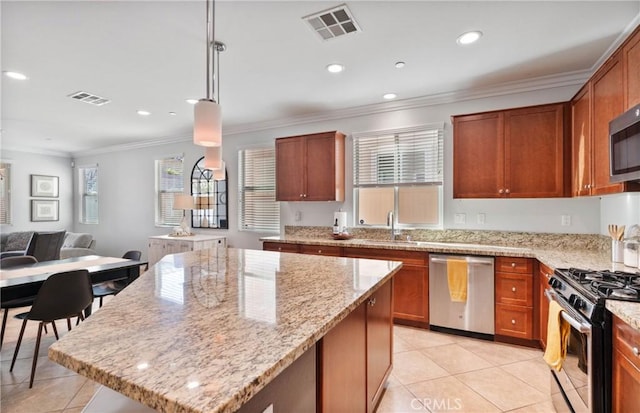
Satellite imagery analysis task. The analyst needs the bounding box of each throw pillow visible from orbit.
[4,231,35,252]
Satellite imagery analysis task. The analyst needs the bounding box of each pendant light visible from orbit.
[204,146,222,170]
[194,0,225,147]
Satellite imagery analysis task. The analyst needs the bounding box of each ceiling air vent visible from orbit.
[303,4,361,41]
[68,91,110,106]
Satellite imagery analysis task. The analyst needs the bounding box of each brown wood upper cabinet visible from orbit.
[623,25,640,110]
[275,131,345,201]
[571,49,640,196]
[453,103,569,198]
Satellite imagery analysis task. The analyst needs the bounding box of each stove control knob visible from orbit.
[549,277,563,289]
[568,294,585,310]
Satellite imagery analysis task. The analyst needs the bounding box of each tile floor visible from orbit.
[0,302,556,413]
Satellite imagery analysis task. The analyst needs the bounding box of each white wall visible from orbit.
[0,149,73,233]
[64,83,627,258]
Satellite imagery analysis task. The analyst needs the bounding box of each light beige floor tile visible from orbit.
[456,367,548,411]
[458,339,542,366]
[0,375,86,413]
[394,333,415,353]
[407,376,501,413]
[420,344,492,374]
[507,400,556,412]
[376,385,428,413]
[393,351,449,385]
[67,379,99,408]
[501,358,552,394]
[62,408,84,413]
[394,326,458,349]
[385,371,404,389]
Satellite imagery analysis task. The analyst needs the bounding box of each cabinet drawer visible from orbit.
[496,272,533,306]
[496,257,533,274]
[614,315,640,365]
[263,242,299,253]
[299,244,342,256]
[495,304,533,339]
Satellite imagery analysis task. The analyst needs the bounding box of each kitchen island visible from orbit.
[49,247,401,413]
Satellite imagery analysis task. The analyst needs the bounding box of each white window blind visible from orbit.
[238,148,279,232]
[79,165,99,224]
[155,155,184,226]
[353,124,444,228]
[354,125,443,186]
[0,163,10,225]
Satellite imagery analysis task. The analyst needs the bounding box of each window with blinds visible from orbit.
[238,147,280,232]
[155,155,184,227]
[0,163,11,225]
[79,165,99,224]
[353,124,444,228]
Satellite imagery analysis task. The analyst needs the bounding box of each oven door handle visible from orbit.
[544,289,592,334]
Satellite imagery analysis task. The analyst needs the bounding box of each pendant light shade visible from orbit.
[194,99,222,147]
[212,161,226,181]
[204,145,223,170]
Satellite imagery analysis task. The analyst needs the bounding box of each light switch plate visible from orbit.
[294,211,302,222]
[477,213,486,224]
[454,213,466,224]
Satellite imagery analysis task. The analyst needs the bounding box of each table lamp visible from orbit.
[173,193,195,236]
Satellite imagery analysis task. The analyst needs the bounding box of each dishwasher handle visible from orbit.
[429,257,493,266]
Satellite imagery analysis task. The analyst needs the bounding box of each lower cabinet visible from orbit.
[537,262,553,349]
[319,279,393,413]
[494,257,535,341]
[343,247,428,327]
[612,315,640,412]
[148,234,226,266]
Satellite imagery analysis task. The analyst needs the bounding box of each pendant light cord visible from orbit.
[205,0,215,101]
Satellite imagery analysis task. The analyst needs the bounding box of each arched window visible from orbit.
[190,157,228,229]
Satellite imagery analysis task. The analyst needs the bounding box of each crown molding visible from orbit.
[591,12,640,72]
[0,143,72,158]
[70,69,591,156]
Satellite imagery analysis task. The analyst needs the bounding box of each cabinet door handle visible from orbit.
[368,297,377,307]
[511,262,516,268]
[633,347,639,357]
[318,249,322,254]
[299,194,304,198]
[511,319,516,325]
[498,189,504,194]
[545,272,552,280]
[505,189,510,194]
[303,194,307,198]
[511,287,517,292]
[278,247,282,251]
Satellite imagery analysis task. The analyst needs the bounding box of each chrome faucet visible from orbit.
[387,211,398,240]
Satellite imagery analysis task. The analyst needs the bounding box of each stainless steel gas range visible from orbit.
[546,267,640,413]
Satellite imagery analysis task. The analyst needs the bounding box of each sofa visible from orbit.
[60,232,97,259]
[0,231,96,260]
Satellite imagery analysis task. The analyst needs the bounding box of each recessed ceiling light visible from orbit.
[395,61,406,69]
[137,110,151,116]
[186,99,198,105]
[4,71,27,80]
[456,31,482,45]
[383,93,397,100]
[326,63,345,73]
[169,112,177,116]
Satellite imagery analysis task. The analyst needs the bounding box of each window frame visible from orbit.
[0,162,11,225]
[238,146,280,233]
[78,164,99,225]
[352,124,444,229]
[155,154,185,227]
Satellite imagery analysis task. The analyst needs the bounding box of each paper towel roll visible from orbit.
[334,211,348,232]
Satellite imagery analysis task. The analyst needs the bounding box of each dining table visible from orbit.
[0,254,147,315]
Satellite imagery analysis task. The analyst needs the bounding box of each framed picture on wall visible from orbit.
[31,174,59,197]
[31,200,59,222]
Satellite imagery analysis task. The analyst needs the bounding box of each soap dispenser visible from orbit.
[332,219,340,235]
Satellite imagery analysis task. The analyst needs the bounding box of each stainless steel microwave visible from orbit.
[610,103,640,183]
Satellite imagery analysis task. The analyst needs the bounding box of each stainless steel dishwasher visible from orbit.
[429,254,494,337]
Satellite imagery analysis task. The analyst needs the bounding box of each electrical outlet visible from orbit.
[294,211,302,222]
[477,213,486,224]
[454,213,466,224]
[561,215,571,226]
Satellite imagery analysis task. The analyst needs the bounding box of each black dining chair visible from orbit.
[92,250,142,307]
[0,255,39,349]
[25,231,66,262]
[9,269,93,388]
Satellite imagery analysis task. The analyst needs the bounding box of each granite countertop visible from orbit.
[49,247,401,413]
[262,235,640,331]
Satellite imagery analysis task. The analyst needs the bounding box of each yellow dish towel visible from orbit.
[543,300,571,372]
[447,258,468,303]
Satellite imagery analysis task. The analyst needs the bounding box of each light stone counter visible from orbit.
[49,247,401,413]
[262,235,640,331]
